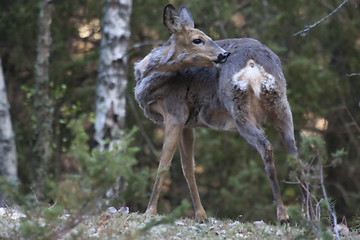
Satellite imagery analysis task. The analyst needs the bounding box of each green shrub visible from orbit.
[288,133,346,239]
[2,114,150,239]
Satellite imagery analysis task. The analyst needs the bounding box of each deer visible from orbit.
[134,4,298,224]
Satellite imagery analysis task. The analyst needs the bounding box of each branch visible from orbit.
[346,73,360,77]
[320,161,340,240]
[335,78,360,134]
[29,187,39,204]
[126,94,158,157]
[131,41,164,50]
[295,176,319,205]
[125,41,165,58]
[293,0,349,36]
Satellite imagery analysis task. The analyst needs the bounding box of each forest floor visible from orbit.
[0,206,358,239]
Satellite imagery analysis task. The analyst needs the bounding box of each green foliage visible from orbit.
[67,115,138,190]
[186,129,275,222]
[288,206,334,240]
[287,133,347,239]
[122,167,151,208]
[1,114,149,239]
[289,133,346,180]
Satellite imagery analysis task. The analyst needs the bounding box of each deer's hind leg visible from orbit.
[262,92,311,215]
[179,128,207,221]
[228,89,289,224]
[262,92,298,157]
[235,117,289,224]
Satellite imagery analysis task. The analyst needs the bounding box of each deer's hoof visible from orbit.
[144,208,157,217]
[277,208,290,225]
[195,210,207,222]
[280,217,291,225]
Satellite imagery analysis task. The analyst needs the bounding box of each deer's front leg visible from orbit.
[145,115,184,217]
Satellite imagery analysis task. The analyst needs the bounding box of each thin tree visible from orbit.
[94,0,132,150]
[0,58,18,188]
[33,0,53,191]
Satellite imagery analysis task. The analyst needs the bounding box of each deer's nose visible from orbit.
[215,52,230,63]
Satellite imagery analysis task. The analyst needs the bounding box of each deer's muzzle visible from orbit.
[214,52,230,64]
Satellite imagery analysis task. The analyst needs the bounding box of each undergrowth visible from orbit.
[1,205,359,239]
[0,114,150,239]
[0,118,358,239]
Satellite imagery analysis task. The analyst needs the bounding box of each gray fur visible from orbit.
[135,4,298,223]
[178,6,194,28]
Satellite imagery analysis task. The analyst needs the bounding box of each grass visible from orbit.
[1,206,359,240]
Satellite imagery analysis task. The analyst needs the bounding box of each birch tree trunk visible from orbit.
[33,0,53,183]
[94,0,132,150]
[0,58,17,184]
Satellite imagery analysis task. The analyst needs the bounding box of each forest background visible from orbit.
[0,0,359,227]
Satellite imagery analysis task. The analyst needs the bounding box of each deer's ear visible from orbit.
[163,4,183,34]
[178,6,194,28]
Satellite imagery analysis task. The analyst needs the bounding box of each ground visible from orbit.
[0,207,358,239]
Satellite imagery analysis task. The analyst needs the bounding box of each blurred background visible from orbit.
[0,0,359,225]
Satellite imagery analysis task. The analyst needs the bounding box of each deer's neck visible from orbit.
[135,41,189,81]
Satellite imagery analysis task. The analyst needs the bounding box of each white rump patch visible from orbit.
[232,60,275,98]
[232,70,249,91]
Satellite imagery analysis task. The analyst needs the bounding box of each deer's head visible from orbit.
[163,4,229,69]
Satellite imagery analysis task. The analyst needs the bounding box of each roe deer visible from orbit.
[134,4,298,224]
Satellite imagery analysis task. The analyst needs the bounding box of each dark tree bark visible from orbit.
[94,0,132,150]
[33,0,53,185]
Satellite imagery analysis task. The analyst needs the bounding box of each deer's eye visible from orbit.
[192,39,203,44]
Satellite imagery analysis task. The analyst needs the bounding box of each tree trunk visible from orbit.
[33,0,53,184]
[94,0,132,151]
[0,58,18,184]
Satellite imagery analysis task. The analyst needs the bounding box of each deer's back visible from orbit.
[217,38,283,78]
